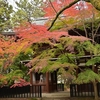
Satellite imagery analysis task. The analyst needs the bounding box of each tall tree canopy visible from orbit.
[0,0,13,32]
[11,0,45,27]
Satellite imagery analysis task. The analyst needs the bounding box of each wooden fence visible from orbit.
[70,83,100,97]
[57,83,64,91]
[0,85,42,98]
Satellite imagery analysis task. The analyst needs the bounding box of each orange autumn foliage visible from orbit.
[43,0,97,18]
[0,23,68,69]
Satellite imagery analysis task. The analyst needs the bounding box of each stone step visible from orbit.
[42,97,70,100]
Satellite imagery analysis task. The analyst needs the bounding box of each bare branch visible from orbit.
[48,0,68,28]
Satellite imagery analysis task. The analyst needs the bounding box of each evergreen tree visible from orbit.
[12,0,45,27]
[0,0,13,32]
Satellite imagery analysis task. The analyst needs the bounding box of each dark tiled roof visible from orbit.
[1,32,15,36]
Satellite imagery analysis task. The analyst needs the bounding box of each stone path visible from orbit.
[42,91,70,100]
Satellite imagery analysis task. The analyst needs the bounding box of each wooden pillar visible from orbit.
[30,72,33,93]
[94,66,98,73]
[76,68,79,78]
[46,72,50,92]
[55,71,57,91]
[30,72,33,85]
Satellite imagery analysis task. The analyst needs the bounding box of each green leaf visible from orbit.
[86,57,100,66]
[74,69,100,84]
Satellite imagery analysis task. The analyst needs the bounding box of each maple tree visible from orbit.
[0,22,89,87]
[44,0,100,41]
[43,1,100,100]
[47,0,100,30]
[44,0,94,17]
[43,0,100,34]
[47,1,100,100]
[0,23,70,87]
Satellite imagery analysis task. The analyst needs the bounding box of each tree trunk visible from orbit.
[93,81,99,100]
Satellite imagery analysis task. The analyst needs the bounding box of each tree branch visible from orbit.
[47,0,79,31]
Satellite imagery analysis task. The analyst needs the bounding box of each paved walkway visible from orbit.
[42,90,70,100]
